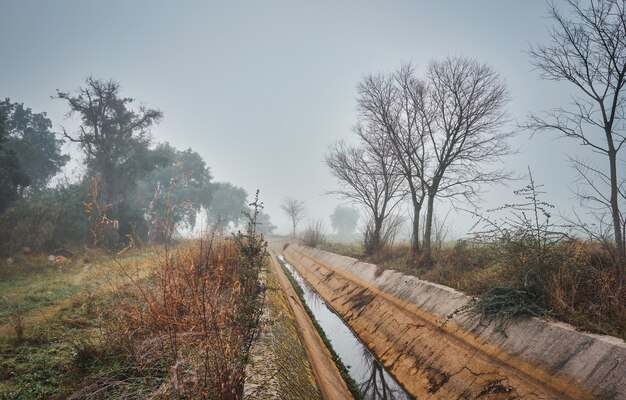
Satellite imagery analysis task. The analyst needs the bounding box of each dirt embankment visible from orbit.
[244,263,321,399]
[283,243,626,400]
[266,249,354,400]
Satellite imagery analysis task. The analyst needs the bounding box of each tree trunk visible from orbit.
[409,200,422,265]
[608,149,625,282]
[373,217,383,255]
[420,190,436,267]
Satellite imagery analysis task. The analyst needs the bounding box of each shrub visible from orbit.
[0,183,89,256]
[464,172,563,320]
[361,213,404,257]
[462,172,626,337]
[90,195,267,399]
[300,219,327,248]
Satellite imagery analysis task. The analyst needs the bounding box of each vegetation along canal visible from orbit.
[278,254,412,400]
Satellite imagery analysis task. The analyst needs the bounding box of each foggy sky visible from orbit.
[0,1,594,237]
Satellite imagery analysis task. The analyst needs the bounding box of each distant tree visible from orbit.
[255,211,277,235]
[55,77,165,245]
[528,0,626,280]
[330,205,359,237]
[0,99,69,194]
[142,143,213,240]
[280,197,306,237]
[207,182,249,229]
[0,107,30,213]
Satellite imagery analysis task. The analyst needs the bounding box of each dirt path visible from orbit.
[267,249,354,400]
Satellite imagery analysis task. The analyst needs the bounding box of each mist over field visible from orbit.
[1,0,601,239]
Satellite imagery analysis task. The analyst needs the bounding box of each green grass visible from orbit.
[0,251,159,399]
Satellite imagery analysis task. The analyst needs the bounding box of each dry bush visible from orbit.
[548,240,626,338]
[423,238,626,338]
[300,219,327,248]
[361,213,404,257]
[84,204,267,399]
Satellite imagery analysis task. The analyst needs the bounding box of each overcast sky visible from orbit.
[1,1,599,236]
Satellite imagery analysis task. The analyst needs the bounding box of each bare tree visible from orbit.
[280,197,306,238]
[357,64,429,263]
[527,0,626,280]
[355,59,511,266]
[419,56,513,265]
[325,127,405,255]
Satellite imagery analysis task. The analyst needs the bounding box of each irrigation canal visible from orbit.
[278,254,412,400]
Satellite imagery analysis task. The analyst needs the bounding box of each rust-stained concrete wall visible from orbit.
[284,243,626,400]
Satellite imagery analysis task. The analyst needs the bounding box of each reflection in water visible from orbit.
[278,255,412,400]
[359,349,405,399]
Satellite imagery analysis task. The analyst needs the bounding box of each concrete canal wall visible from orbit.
[283,243,626,399]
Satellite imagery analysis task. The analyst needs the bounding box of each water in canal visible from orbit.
[278,254,412,400]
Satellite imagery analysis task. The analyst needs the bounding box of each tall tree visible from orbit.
[280,197,306,238]
[355,58,511,265]
[0,99,68,194]
[0,110,30,213]
[357,64,429,260]
[55,77,165,244]
[419,57,512,265]
[528,0,626,280]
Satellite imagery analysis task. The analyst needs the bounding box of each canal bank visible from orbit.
[283,243,626,399]
[266,250,354,399]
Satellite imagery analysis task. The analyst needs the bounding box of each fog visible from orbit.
[0,0,591,237]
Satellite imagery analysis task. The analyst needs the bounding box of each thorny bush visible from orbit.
[463,171,626,336]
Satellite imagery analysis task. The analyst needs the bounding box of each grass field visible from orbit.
[0,249,160,399]
[0,222,272,399]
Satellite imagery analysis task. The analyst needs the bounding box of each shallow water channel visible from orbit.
[278,254,412,400]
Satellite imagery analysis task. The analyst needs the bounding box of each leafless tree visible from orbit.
[419,56,513,265]
[355,59,511,266]
[527,0,626,280]
[280,197,306,237]
[325,126,405,255]
[356,64,429,263]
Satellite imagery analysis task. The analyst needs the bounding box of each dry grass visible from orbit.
[69,232,268,399]
[1,232,268,400]
[0,248,161,399]
[326,239,626,340]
